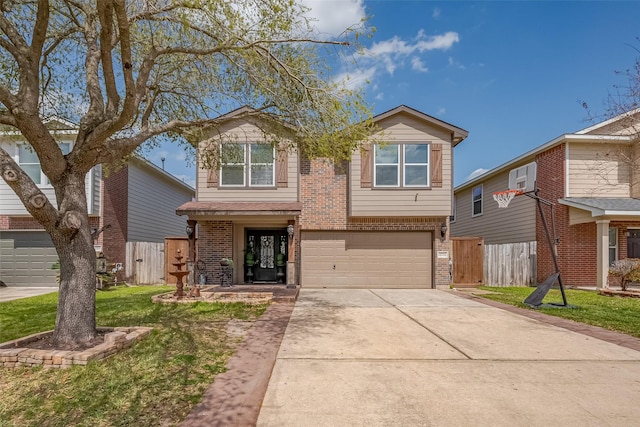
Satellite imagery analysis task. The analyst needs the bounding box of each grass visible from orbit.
[0,286,268,427]
[477,286,640,338]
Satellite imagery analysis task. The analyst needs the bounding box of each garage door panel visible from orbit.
[301,231,432,288]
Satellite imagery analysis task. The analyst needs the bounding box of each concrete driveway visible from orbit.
[0,286,57,302]
[257,289,640,427]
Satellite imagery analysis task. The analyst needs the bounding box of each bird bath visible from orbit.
[169,249,191,298]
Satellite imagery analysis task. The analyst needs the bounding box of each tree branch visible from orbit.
[0,146,59,230]
[97,0,120,117]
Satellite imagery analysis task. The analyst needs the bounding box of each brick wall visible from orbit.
[0,215,100,233]
[196,221,233,285]
[102,166,128,264]
[299,159,348,229]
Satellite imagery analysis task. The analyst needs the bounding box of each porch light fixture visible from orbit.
[287,224,294,238]
[186,224,194,237]
[440,222,448,239]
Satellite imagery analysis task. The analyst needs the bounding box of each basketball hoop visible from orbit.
[493,189,522,208]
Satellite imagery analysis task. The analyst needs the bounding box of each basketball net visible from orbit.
[493,189,522,208]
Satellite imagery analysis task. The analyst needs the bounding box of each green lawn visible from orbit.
[0,286,268,427]
[477,286,640,338]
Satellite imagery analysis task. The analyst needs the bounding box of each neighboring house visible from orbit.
[0,119,195,287]
[177,105,468,289]
[451,111,640,289]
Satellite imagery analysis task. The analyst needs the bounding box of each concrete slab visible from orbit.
[404,306,640,361]
[258,359,640,427]
[372,288,485,307]
[0,287,57,302]
[280,306,466,360]
[295,288,391,308]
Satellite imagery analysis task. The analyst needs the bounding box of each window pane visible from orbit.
[473,200,482,215]
[250,144,273,164]
[375,145,398,163]
[221,165,244,185]
[221,144,245,164]
[405,165,428,186]
[22,164,42,184]
[404,144,428,163]
[59,142,71,155]
[609,227,617,245]
[609,248,616,266]
[376,165,398,186]
[473,186,482,199]
[251,164,274,186]
[19,145,39,163]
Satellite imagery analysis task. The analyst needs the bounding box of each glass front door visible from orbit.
[246,229,287,282]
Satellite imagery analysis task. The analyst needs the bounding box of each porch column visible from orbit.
[186,219,197,285]
[286,219,296,288]
[596,220,610,290]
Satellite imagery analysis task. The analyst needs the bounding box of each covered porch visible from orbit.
[176,202,301,288]
[560,197,640,289]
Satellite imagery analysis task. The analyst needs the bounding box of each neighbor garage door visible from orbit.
[301,231,432,288]
[0,231,59,287]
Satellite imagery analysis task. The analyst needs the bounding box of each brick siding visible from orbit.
[101,166,128,264]
[196,221,233,285]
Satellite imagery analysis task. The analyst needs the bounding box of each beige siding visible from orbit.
[196,120,298,202]
[350,113,453,216]
[567,143,630,197]
[127,162,194,242]
[451,170,536,244]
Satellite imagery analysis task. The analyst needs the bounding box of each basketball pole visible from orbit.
[522,189,570,308]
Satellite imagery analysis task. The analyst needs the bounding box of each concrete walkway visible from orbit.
[0,286,57,302]
[257,289,640,427]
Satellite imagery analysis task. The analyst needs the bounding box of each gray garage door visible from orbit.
[301,231,432,288]
[0,231,59,287]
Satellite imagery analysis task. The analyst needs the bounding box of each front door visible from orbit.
[246,229,288,282]
[628,230,640,258]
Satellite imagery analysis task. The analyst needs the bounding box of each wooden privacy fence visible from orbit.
[125,242,164,284]
[484,241,536,287]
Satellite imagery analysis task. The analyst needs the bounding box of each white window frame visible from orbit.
[374,143,430,188]
[17,142,71,187]
[403,144,430,187]
[220,143,275,187]
[248,143,275,187]
[472,184,483,217]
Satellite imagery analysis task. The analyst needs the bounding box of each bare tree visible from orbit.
[0,0,373,348]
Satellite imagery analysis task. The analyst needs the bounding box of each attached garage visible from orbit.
[301,231,433,288]
[0,231,59,287]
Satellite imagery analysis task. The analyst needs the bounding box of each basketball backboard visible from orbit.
[508,161,536,193]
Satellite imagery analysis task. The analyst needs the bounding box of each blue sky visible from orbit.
[147,1,640,188]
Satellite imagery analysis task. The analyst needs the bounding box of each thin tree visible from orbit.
[0,0,374,348]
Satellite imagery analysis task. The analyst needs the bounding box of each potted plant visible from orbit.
[276,253,285,266]
[220,258,234,268]
[245,250,255,267]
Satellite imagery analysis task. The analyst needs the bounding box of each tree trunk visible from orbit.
[50,173,97,349]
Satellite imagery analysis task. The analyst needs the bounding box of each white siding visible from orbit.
[196,120,298,202]
[350,113,453,216]
[567,142,630,198]
[0,141,100,216]
[127,161,194,242]
[451,170,536,244]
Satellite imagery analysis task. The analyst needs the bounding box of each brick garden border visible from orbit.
[0,326,152,369]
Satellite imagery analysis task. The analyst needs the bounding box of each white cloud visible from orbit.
[334,66,377,90]
[432,8,441,19]
[448,56,466,70]
[300,0,366,39]
[436,107,446,116]
[467,168,489,180]
[411,57,428,72]
[375,92,384,101]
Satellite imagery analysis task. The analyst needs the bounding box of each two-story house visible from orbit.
[451,110,640,289]
[0,118,195,287]
[177,105,468,289]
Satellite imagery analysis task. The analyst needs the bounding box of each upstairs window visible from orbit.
[18,142,71,186]
[472,185,483,217]
[374,143,430,187]
[220,143,274,187]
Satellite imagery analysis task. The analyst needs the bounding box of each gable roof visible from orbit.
[373,105,469,146]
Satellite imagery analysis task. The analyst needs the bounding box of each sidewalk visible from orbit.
[0,287,57,302]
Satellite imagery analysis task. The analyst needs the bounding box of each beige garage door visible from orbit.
[0,231,59,287]
[301,231,432,288]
